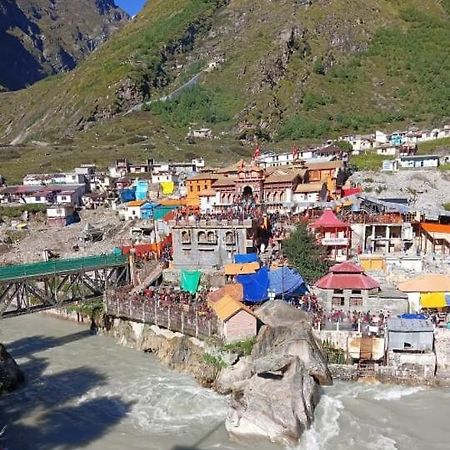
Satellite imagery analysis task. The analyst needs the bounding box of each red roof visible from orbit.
[330,262,364,274]
[315,262,379,290]
[311,209,349,229]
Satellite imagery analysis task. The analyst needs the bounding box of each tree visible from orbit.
[282,223,332,285]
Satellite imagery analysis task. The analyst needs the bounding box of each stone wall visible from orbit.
[433,329,450,377]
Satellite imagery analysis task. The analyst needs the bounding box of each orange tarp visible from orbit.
[224,262,260,276]
[421,223,450,234]
[208,284,243,303]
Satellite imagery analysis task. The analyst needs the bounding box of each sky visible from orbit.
[115,0,147,16]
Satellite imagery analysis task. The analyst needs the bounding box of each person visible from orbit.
[90,317,98,335]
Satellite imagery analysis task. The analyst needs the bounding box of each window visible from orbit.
[349,297,363,306]
[197,185,200,192]
[333,289,344,295]
[181,230,191,244]
[198,231,207,243]
[352,289,361,295]
[332,297,345,307]
[225,231,235,244]
[190,186,193,193]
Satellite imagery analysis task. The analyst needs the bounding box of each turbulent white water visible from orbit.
[1,315,450,450]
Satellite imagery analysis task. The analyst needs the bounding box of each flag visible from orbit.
[253,145,261,159]
[292,146,300,160]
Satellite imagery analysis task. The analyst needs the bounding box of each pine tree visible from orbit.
[282,223,331,284]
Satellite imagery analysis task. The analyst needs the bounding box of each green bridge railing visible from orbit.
[0,253,128,282]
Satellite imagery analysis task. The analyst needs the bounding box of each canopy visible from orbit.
[268,267,307,296]
[225,262,260,276]
[398,274,450,293]
[180,270,201,294]
[236,267,270,303]
[420,292,450,308]
[234,253,259,264]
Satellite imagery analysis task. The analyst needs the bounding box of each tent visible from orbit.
[268,266,308,296]
[234,253,259,264]
[180,270,201,294]
[236,267,270,303]
[420,292,450,308]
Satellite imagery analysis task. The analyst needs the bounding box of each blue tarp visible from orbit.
[398,313,428,320]
[234,253,259,264]
[135,180,149,201]
[236,266,270,303]
[120,188,135,202]
[269,267,307,296]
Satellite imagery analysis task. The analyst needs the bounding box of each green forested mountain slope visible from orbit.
[0,0,449,146]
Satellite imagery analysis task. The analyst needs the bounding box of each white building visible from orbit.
[199,189,219,213]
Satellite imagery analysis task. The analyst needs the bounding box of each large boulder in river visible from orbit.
[0,344,24,393]
[223,301,332,446]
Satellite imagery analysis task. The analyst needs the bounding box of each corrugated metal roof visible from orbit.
[387,318,433,332]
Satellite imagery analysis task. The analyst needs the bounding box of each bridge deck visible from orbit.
[0,254,128,282]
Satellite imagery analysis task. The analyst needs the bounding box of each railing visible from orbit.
[105,296,219,340]
[0,253,128,281]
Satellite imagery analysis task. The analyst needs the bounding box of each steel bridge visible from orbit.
[0,254,129,319]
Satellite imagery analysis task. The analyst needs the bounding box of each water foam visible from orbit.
[294,395,343,450]
[332,382,424,401]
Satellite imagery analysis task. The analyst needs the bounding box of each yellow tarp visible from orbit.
[420,292,446,308]
[224,262,260,276]
[161,181,174,195]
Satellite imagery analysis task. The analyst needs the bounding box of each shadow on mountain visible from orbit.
[0,352,134,449]
[4,330,93,359]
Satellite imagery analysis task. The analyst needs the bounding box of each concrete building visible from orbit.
[46,205,76,227]
[171,219,253,269]
[399,155,440,169]
[210,295,257,343]
[310,209,351,261]
[314,262,380,311]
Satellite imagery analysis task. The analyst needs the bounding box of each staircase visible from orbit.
[131,263,163,295]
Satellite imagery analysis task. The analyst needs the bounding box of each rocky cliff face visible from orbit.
[217,301,332,445]
[0,343,24,393]
[0,0,128,91]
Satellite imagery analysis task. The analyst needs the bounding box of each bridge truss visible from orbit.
[0,265,129,319]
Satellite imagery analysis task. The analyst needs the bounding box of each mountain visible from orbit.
[0,0,128,91]
[0,0,449,154]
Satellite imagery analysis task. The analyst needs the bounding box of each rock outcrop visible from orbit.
[0,0,128,90]
[219,301,332,446]
[103,317,219,387]
[0,344,24,393]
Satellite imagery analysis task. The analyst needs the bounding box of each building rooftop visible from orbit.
[387,318,433,332]
[295,182,325,193]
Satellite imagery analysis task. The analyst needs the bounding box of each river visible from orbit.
[1,315,450,450]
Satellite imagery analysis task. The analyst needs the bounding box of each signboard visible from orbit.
[321,237,348,246]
